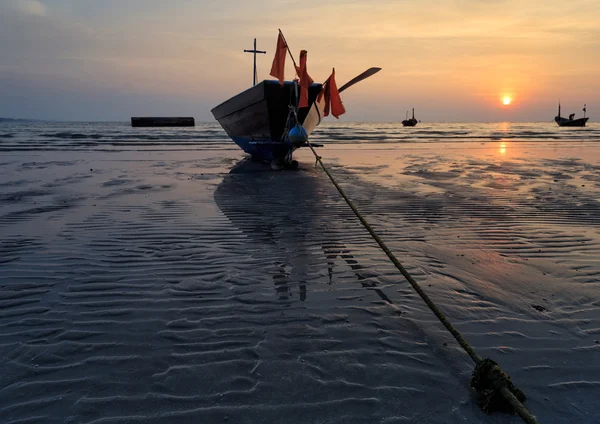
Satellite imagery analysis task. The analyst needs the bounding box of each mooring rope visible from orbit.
[304,142,540,424]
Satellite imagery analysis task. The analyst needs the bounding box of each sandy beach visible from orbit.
[1,137,600,423]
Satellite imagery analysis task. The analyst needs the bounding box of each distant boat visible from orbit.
[402,108,418,127]
[554,103,589,127]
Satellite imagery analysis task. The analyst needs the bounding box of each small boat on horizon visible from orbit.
[402,108,418,127]
[554,103,589,127]
[211,31,381,169]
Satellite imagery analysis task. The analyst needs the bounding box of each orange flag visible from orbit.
[318,68,346,118]
[270,32,287,86]
[295,50,314,108]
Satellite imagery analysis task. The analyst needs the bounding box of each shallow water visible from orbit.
[1,122,600,423]
[1,121,599,151]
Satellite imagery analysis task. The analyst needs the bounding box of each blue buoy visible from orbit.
[288,125,308,145]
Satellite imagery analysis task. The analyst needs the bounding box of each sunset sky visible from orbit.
[1,0,598,122]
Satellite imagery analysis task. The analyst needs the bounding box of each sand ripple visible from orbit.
[1,145,600,423]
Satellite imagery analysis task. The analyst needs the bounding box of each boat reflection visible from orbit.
[214,159,321,301]
[214,158,387,302]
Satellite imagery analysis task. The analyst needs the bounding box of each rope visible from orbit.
[304,141,540,424]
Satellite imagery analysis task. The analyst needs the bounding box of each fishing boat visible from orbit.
[554,103,589,127]
[211,31,381,169]
[211,80,324,169]
[402,108,418,127]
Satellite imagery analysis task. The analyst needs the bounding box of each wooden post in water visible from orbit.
[131,117,195,127]
[244,38,266,86]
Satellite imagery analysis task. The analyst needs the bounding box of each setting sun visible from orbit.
[502,96,512,106]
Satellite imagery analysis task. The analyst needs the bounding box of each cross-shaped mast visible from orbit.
[243,38,266,86]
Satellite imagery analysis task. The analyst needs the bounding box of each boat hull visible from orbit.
[212,81,322,162]
[555,116,589,127]
[230,137,295,162]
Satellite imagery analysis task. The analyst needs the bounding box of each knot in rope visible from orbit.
[305,141,540,424]
[472,358,527,415]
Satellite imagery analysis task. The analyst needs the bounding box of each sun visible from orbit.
[502,96,512,106]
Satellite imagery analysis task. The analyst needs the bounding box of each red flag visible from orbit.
[270,32,287,86]
[295,50,314,108]
[318,68,346,118]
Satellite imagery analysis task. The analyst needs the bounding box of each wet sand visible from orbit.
[1,141,599,423]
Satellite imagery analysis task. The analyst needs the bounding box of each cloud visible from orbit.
[16,0,47,16]
[0,0,598,121]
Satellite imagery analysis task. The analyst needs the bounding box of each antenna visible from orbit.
[244,38,267,86]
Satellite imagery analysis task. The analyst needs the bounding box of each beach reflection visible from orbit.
[214,159,323,301]
[214,158,387,302]
[499,142,507,155]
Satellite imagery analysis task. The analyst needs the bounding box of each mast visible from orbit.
[558,101,561,118]
[244,38,266,86]
[253,39,257,86]
[412,108,415,120]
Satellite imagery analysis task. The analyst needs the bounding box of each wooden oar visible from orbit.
[338,67,382,93]
[303,67,382,135]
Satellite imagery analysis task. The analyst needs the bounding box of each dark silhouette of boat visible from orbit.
[402,108,418,127]
[554,103,589,127]
[211,81,322,167]
[211,34,381,169]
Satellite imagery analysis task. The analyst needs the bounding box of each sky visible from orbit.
[0,0,599,122]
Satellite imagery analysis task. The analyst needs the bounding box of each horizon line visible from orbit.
[0,117,582,125]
